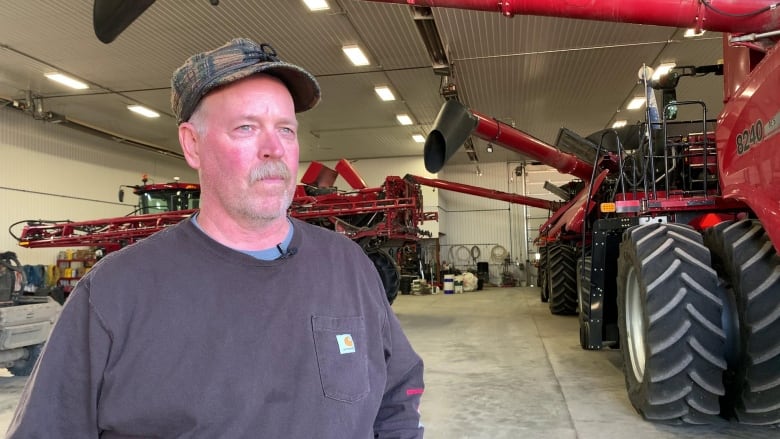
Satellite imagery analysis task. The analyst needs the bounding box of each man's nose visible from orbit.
[259,132,285,158]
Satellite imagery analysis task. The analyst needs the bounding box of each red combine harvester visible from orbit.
[363,0,780,427]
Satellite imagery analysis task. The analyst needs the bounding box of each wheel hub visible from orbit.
[625,266,646,383]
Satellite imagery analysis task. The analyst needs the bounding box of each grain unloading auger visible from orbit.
[404,174,562,211]
[423,98,626,313]
[364,0,780,427]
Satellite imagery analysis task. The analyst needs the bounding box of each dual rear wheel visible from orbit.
[617,220,780,425]
[703,220,780,425]
[617,223,725,424]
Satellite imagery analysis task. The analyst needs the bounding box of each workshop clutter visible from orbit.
[441,243,526,288]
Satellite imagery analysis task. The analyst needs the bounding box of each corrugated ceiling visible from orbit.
[0,0,726,168]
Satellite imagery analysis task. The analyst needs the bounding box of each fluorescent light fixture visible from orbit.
[412,134,425,143]
[626,97,645,110]
[612,120,628,128]
[44,72,89,90]
[486,144,494,153]
[396,114,413,125]
[127,104,160,118]
[342,45,369,66]
[652,62,676,80]
[374,85,396,101]
[684,28,706,38]
[303,0,329,11]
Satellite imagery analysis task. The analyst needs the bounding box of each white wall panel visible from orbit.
[437,162,522,284]
[1,107,197,265]
[522,163,579,265]
[507,162,531,281]
[426,161,580,286]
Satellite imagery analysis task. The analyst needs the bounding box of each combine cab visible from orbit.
[362,0,780,427]
[15,180,199,254]
[127,179,200,215]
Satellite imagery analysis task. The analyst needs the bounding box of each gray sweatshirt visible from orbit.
[7,218,424,438]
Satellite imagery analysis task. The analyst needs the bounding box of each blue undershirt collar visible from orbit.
[190,214,294,260]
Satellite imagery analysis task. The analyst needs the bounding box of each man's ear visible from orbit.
[179,123,201,170]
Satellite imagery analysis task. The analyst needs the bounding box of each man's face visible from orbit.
[180,74,300,225]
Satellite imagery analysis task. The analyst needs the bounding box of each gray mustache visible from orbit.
[249,161,291,183]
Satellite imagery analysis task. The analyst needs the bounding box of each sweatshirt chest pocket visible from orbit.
[311,315,370,403]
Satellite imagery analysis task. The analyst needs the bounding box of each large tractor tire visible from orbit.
[703,219,780,425]
[548,242,578,315]
[617,222,726,424]
[577,256,593,349]
[366,249,400,305]
[538,245,549,303]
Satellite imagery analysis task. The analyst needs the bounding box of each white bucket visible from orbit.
[443,274,455,294]
[454,276,464,294]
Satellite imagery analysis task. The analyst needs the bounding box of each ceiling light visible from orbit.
[684,28,706,38]
[374,85,396,101]
[127,105,160,118]
[652,62,676,80]
[303,0,329,11]
[612,120,628,128]
[396,114,413,125]
[342,45,369,66]
[475,166,482,176]
[626,97,645,110]
[412,134,425,143]
[486,144,494,153]
[44,73,89,90]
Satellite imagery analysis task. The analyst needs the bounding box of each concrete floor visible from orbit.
[0,286,777,437]
[392,287,777,439]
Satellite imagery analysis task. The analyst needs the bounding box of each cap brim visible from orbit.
[210,61,321,114]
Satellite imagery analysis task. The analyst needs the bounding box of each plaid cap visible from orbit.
[171,38,321,124]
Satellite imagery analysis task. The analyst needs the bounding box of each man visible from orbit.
[7,38,424,438]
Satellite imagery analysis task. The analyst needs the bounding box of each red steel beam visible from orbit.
[407,174,559,210]
[361,1,780,34]
[470,109,594,181]
[424,99,595,180]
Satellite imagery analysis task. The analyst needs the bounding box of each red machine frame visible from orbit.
[362,0,780,427]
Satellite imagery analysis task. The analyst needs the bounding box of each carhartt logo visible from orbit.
[336,334,355,354]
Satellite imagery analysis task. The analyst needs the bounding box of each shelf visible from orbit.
[56,256,96,297]
[56,258,96,264]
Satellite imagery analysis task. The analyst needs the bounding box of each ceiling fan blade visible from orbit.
[93,0,156,43]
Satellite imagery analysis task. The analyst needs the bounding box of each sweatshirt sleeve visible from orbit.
[373,306,425,439]
[5,279,109,438]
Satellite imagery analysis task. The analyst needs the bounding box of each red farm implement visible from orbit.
[11,161,438,305]
[363,0,780,427]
